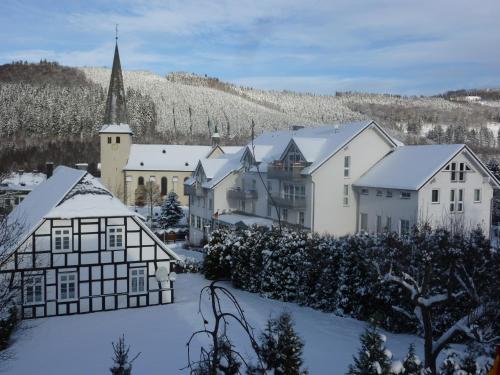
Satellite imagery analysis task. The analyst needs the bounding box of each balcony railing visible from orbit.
[184,183,204,197]
[270,194,307,209]
[227,188,258,200]
[267,161,306,180]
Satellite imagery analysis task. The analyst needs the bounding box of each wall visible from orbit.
[100,132,132,201]
[312,126,395,236]
[357,188,419,234]
[418,151,494,237]
[1,216,175,319]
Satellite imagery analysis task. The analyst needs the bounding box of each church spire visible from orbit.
[103,35,128,125]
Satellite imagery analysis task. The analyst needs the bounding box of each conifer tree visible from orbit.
[401,344,423,375]
[347,325,392,375]
[258,312,307,375]
[159,191,183,228]
[110,335,139,375]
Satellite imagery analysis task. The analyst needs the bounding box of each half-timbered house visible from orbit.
[1,166,179,319]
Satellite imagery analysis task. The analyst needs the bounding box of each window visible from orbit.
[129,268,146,294]
[376,215,382,234]
[209,198,213,210]
[107,137,112,144]
[138,176,144,186]
[196,216,201,229]
[267,205,272,217]
[190,214,195,227]
[25,275,44,305]
[386,190,393,198]
[400,191,411,199]
[431,189,440,203]
[360,213,368,233]
[161,177,167,195]
[58,272,77,301]
[457,189,464,212]
[53,228,72,252]
[474,189,481,203]
[400,220,410,236]
[343,184,349,206]
[107,226,124,249]
[458,163,465,182]
[386,217,392,232]
[450,189,464,212]
[116,136,120,144]
[344,156,351,177]
[299,211,305,226]
[376,190,383,197]
[451,162,457,182]
[361,189,369,195]
[282,208,288,221]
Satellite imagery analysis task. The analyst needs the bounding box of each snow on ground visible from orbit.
[5,273,430,375]
[169,242,204,262]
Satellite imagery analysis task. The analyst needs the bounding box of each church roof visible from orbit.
[103,43,128,125]
[99,124,133,134]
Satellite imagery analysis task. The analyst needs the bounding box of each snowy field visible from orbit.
[4,273,431,374]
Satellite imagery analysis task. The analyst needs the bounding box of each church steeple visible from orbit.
[103,39,128,125]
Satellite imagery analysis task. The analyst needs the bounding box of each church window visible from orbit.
[161,177,168,195]
[138,177,144,186]
[107,137,112,144]
[116,136,120,144]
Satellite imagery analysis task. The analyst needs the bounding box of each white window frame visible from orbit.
[400,219,410,236]
[360,213,368,233]
[24,275,44,305]
[376,215,382,234]
[457,189,464,212]
[343,184,349,206]
[400,191,411,199]
[129,267,147,295]
[386,217,392,232]
[344,156,351,178]
[298,211,305,226]
[386,190,393,198]
[53,228,72,252]
[58,272,78,302]
[376,190,383,197]
[282,208,288,222]
[431,189,440,204]
[450,189,464,213]
[473,189,481,203]
[107,226,125,250]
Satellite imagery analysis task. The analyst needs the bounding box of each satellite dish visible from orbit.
[155,267,169,282]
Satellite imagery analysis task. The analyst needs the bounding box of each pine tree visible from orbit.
[159,191,183,228]
[401,344,423,375]
[347,325,392,375]
[110,335,139,375]
[258,312,307,375]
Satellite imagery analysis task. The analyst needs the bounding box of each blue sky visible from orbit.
[1,0,500,95]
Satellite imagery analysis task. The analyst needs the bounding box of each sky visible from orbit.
[1,0,499,95]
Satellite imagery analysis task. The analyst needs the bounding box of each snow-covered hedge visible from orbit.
[202,226,500,336]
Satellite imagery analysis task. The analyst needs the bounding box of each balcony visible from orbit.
[270,194,307,209]
[227,188,258,200]
[184,183,204,197]
[267,161,306,180]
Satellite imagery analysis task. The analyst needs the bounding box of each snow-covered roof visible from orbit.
[7,166,86,248]
[124,144,214,171]
[0,172,46,192]
[217,213,274,228]
[201,149,245,189]
[221,146,243,154]
[45,174,134,219]
[354,144,466,190]
[99,124,133,134]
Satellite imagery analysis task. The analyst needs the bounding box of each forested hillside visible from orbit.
[1,61,500,172]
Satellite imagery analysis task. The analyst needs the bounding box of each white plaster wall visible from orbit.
[418,151,494,237]
[312,126,395,236]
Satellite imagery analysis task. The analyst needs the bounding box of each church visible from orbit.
[99,41,242,206]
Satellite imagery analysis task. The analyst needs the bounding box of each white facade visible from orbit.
[185,122,498,245]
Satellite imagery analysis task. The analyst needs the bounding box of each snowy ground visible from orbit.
[2,272,436,375]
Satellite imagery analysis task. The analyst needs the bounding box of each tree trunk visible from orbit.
[422,306,437,374]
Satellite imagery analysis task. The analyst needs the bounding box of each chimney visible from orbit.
[46,162,54,178]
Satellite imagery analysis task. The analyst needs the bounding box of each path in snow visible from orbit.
[5,274,425,374]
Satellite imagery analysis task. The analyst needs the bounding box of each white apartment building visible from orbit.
[185,121,499,245]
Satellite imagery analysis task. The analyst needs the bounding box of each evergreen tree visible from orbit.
[110,335,139,375]
[401,344,423,375]
[347,325,392,375]
[159,191,183,228]
[258,313,307,375]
